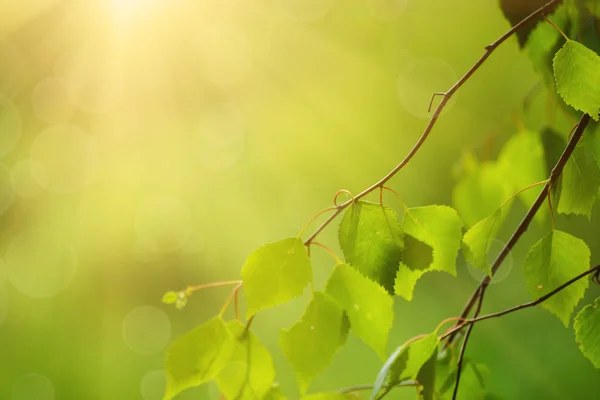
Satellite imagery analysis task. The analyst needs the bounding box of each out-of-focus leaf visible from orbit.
[574,296,600,368]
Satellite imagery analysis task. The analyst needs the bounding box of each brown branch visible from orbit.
[452,286,486,400]
[303,0,563,246]
[445,112,591,347]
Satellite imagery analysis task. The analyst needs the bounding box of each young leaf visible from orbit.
[280,292,349,394]
[453,161,512,227]
[325,263,394,359]
[557,145,600,219]
[162,291,179,305]
[164,317,234,400]
[338,201,404,293]
[498,130,547,211]
[462,209,502,277]
[523,230,590,326]
[574,297,600,368]
[371,333,439,400]
[242,238,312,318]
[215,321,275,400]
[553,40,600,120]
[394,264,425,301]
[401,206,463,275]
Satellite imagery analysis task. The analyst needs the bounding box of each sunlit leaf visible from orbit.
[523,230,590,326]
[553,40,600,120]
[242,238,312,318]
[394,264,425,301]
[216,321,275,400]
[339,202,404,293]
[325,263,393,358]
[164,317,234,400]
[557,144,600,219]
[574,297,600,368]
[462,209,502,277]
[162,291,179,305]
[280,292,349,394]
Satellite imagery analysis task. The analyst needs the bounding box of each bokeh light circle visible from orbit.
[0,163,15,215]
[31,78,77,124]
[275,0,336,22]
[135,196,192,253]
[30,124,100,194]
[11,373,55,400]
[122,306,171,355]
[466,238,514,284]
[6,228,77,298]
[397,57,458,119]
[0,97,21,157]
[366,0,408,21]
[140,369,166,400]
[10,160,43,198]
[193,102,245,171]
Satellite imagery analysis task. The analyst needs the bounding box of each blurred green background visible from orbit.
[0,0,599,399]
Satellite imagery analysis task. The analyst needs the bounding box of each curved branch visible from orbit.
[303,0,563,246]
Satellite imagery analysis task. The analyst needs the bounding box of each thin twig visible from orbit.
[337,380,418,394]
[446,112,591,347]
[303,0,563,246]
[440,264,600,340]
[452,287,486,400]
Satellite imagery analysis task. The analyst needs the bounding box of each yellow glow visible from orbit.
[111,0,161,19]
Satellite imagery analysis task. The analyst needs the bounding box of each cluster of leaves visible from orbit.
[160,2,600,400]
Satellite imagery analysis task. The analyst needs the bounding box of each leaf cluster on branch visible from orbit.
[161,1,600,399]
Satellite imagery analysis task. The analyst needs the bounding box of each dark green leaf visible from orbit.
[164,317,234,400]
[242,238,312,318]
[325,263,394,358]
[280,292,349,394]
[339,201,404,293]
[499,0,561,47]
[416,351,437,400]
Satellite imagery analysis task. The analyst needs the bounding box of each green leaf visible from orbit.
[523,230,590,326]
[499,0,561,47]
[498,130,548,212]
[462,209,502,277]
[162,291,179,305]
[453,161,512,227]
[557,144,600,218]
[574,297,600,368]
[371,333,439,400]
[394,264,425,301]
[416,352,437,400]
[242,238,312,318]
[301,393,353,400]
[338,201,404,293]
[553,40,600,120]
[216,321,275,400]
[402,206,463,275]
[280,292,349,394]
[164,317,234,400]
[264,384,287,400]
[325,263,394,359]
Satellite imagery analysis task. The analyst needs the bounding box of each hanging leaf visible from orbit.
[523,230,590,326]
[416,352,437,400]
[574,297,600,368]
[498,130,548,213]
[553,40,600,120]
[557,144,600,219]
[280,292,349,394]
[371,333,439,400]
[499,0,561,47]
[325,263,394,359]
[453,161,512,227]
[242,238,312,318]
[164,317,234,400]
[338,201,404,293]
[462,209,502,277]
[216,321,276,400]
[402,206,463,275]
